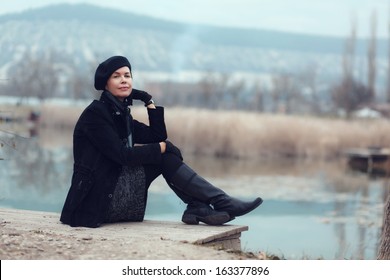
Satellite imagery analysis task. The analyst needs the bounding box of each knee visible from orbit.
[165,140,183,161]
[161,153,183,181]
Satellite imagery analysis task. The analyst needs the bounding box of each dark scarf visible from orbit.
[100,90,133,147]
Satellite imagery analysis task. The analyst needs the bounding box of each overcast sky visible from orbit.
[1,0,389,39]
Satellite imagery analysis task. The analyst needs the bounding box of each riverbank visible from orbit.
[0,208,269,260]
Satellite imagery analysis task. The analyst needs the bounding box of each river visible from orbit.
[0,127,386,259]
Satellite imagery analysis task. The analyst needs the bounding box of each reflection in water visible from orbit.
[0,128,386,259]
[0,128,73,212]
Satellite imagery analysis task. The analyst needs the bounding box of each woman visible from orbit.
[60,55,262,228]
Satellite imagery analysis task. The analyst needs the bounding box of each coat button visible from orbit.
[115,111,120,115]
[108,194,113,198]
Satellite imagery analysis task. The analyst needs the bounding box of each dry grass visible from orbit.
[38,103,85,129]
[149,107,390,160]
[25,104,390,160]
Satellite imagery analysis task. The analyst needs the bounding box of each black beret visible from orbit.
[94,56,132,90]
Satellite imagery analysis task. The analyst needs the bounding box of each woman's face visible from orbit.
[105,66,132,101]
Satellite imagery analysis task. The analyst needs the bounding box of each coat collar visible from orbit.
[100,90,129,115]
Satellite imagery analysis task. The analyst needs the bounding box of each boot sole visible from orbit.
[182,212,231,225]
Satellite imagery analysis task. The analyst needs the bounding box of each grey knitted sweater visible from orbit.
[104,165,147,223]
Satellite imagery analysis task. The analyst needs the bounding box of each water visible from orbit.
[0,128,386,259]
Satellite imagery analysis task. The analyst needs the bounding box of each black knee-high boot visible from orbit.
[169,164,263,218]
[166,181,231,225]
[160,150,231,225]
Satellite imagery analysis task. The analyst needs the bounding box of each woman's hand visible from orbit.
[131,89,152,104]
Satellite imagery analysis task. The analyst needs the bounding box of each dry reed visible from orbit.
[38,104,390,160]
[38,103,85,129]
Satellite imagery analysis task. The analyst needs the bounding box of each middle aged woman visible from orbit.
[60,55,262,228]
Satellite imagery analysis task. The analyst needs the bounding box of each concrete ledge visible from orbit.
[0,208,249,260]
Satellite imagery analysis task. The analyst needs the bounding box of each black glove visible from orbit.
[165,141,183,160]
[131,89,152,104]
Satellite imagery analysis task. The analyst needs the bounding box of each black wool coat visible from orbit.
[60,93,167,227]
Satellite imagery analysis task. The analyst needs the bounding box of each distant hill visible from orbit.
[0,3,350,53]
[0,3,387,81]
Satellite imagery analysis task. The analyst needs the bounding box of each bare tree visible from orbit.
[8,51,59,103]
[198,72,245,110]
[297,64,321,115]
[331,77,371,118]
[199,72,219,108]
[378,194,390,259]
[332,17,367,117]
[387,7,390,103]
[271,73,300,114]
[251,81,265,112]
[343,16,357,84]
[367,10,377,102]
[70,61,97,100]
[224,77,245,110]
